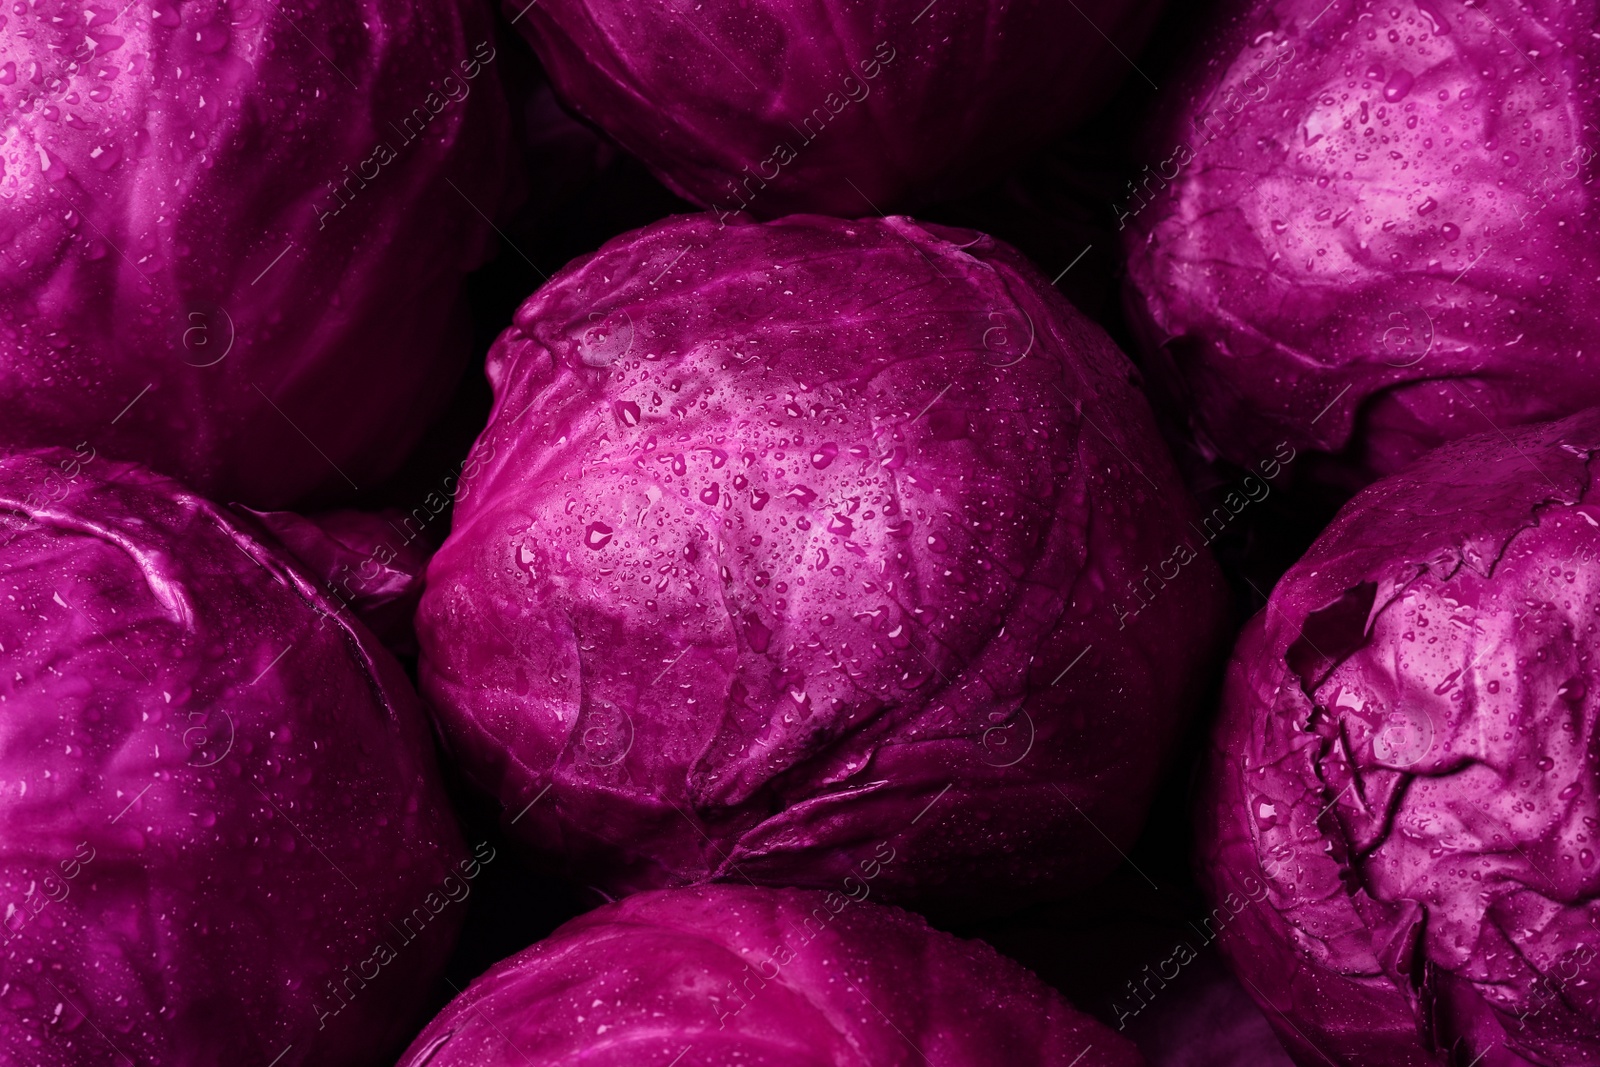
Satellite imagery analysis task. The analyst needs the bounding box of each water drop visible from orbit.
[88,144,122,172]
[1383,69,1414,101]
[1254,798,1280,831]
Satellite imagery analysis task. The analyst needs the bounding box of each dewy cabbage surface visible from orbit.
[0,0,510,507]
[396,884,1147,1067]
[0,449,466,1065]
[417,212,1229,916]
[1201,408,1600,1065]
[1124,0,1600,485]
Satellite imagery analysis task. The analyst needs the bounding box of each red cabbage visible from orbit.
[509,0,1164,217]
[397,884,1147,1067]
[1123,0,1600,484]
[415,211,1228,915]
[0,0,511,507]
[1201,408,1600,1064]
[0,448,467,1065]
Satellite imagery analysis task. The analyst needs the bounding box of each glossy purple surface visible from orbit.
[0,449,465,1065]
[1124,0,1600,484]
[416,211,1228,915]
[509,0,1162,217]
[397,884,1147,1067]
[1200,409,1600,1065]
[0,0,511,507]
